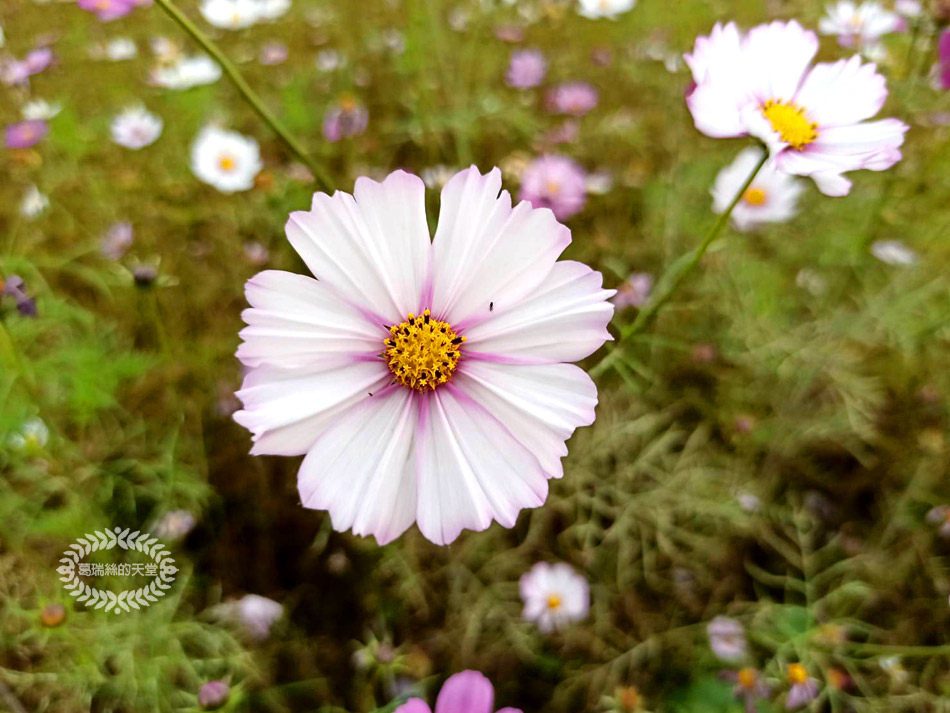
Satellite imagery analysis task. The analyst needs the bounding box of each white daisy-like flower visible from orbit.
[151,55,222,89]
[234,167,615,545]
[235,594,283,640]
[8,418,49,452]
[871,239,917,265]
[685,20,908,196]
[254,0,289,20]
[21,99,61,121]
[711,147,805,231]
[110,107,163,150]
[200,0,261,29]
[819,1,903,49]
[191,126,262,193]
[577,0,636,19]
[106,37,137,61]
[154,509,196,540]
[520,562,590,632]
[20,185,49,218]
[707,616,748,662]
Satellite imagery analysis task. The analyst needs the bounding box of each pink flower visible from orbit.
[506,49,546,89]
[938,30,950,90]
[322,96,368,142]
[6,120,48,149]
[546,81,599,116]
[518,155,587,221]
[394,671,522,713]
[78,0,136,22]
[1,47,55,87]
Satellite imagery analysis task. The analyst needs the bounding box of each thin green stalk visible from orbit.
[152,0,334,191]
[591,148,769,378]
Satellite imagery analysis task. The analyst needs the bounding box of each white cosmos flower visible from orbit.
[711,147,805,231]
[106,37,137,61]
[20,185,49,218]
[234,167,615,545]
[8,418,49,452]
[685,21,908,197]
[577,0,636,19]
[151,55,222,89]
[520,562,590,632]
[871,239,917,265]
[200,0,261,29]
[22,99,61,120]
[111,107,163,149]
[819,2,903,48]
[191,126,262,193]
[255,0,289,20]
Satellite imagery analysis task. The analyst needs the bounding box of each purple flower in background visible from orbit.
[78,0,136,22]
[260,41,288,66]
[506,49,546,89]
[25,48,55,74]
[6,120,48,149]
[546,81,599,116]
[518,154,587,221]
[785,664,819,709]
[394,670,522,713]
[938,30,950,90]
[613,273,653,309]
[197,680,230,710]
[1,47,55,87]
[322,96,368,142]
[707,616,747,662]
[100,222,134,260]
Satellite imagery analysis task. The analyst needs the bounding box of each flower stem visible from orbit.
[152,0,334,191]
[591,148,768,378]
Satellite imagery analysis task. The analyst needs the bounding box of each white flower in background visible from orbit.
[110,107,163,149]
[151,55,222,89]
[707,616,747,662]
[255,0,289,20]
[711,148,805,232]
[234,168,614,545]
[21,99,61,120]
[20,185,49,218]
[191,126,262,193]
[200,0,261,29]
[819,2,902,49]
[420,164,456,190]
[578,0,636,19]
[895,0,922,18]
[737,492,762,512]
[315,49,342,72]
[106,37,137,61]
[0,25,5,49]
[150,36,182,63]
[154,509,197,540]
[871,239,917,265]
[520,562,590,632]
[8,418,49,452]
[235,594,283,640]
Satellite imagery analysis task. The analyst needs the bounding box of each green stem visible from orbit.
[152,0,334,191]
[591,148,769,378]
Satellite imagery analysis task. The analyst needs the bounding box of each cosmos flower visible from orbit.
[394,670,522,713]
[520,562,590,632]
[707,616,747,662]
[151,55,222,89]
[322,96,368,141]
[234,167,614,545]
[200,0,261,30]
[20,185,49,218]
[110,107,163,149]
[77,0,135,22]
[577,0,636,20]
[546,81,599,116]
[785,663,819,709]
[685,20,908,196]
[518,154,587,221]
[105,37,137,60]
[870,239,917,265]
[6,120,48,149]
[711,147,805,231]
[506,49,547,89]
[191,126,262,193]
[22,99,62,120]
[234,594,282,640]
[2,47,54,87]
[8,418,49,451]
[819,2,902,49]
[612,272,653,309]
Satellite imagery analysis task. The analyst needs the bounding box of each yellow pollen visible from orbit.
[737,668,758,689]
[743,187,767,206]
[384,310,464,391]
[546,594,562,610]
[339,94,357,111]
[762,99,819,150]
[545,180,561,195]
[218,154,237,172]
[787,663,808,685]
[231,11,242,24]
[95,0,109,8]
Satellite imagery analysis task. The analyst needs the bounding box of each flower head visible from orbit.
[100,221,134,259]
[786,664,819,709]
[198,680,230,710]
[520,562,589,632]
[323,96,368,141]
[5,120,48,149]
[154,509,196,540]
[78,0,136,22]
[191,126,262,193]
[819,2,902,49]
[577,0,636,20]
[111,107,163,149]
[870,239,917,265]
[200,0,261,30]
[518,155,587,221]
[151,55,222,89]
[8,417,49,451]
[612,273,653,309]
[685,20,908,196]
[712,147,805,231]
[707,616,747,662]
[22,100,62,121]
[394,670,522,713]
[20,185,49,219]
[506,49,547,89]
[234,168,614,545]
[105,37,137,61]
[547,81,599,116]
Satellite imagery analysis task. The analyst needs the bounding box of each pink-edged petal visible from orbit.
[234,361,390,456]
[684,22,742,84]
[430,166,570,326]
[686,81,748,138]
[394,700,432,713]
[453,362,598,479]
[496,708,524,713]
[297,385,417,545]
[414,386,548,545]
[285,170,431,324]
[741,21,818,103]
[237,270,382,370]
[794,57,888,128]
[462,261,615,364]
[434,671,494,713]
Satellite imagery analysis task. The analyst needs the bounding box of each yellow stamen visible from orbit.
[743,187,767,206]
[546,594,562,610]
[218,155,237,172]
[737,668,758,689]
[545,180,561,195]
[762,99,819,150]
[383,310,464,391]
[787,663,808,685]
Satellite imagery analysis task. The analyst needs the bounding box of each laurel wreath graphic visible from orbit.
[56,527,178,614]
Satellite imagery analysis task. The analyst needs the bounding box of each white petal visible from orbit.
[686,82,748,138]
[741,20,818,103]
[794,57,888,128]
[297,386,417,545]
[414,386,548,545]
[684,22,742,84]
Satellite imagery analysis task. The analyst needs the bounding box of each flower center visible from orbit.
[383,310,464,391]
[743,187,767,206]
[545,179,561,195]
[787,663,808,685]
[218,154,237,172]
[762,100,818,150]
[737,668,758,689]
[546,594,562,610]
